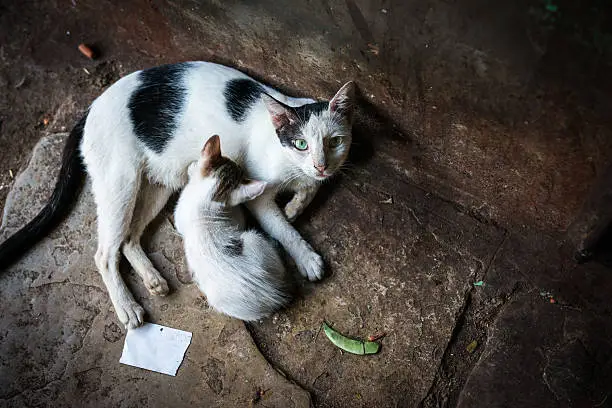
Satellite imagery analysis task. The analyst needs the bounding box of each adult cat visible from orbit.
[0,61,354,329]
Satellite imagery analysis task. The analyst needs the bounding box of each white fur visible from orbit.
[80,61,353,328]
[174,161,289,321]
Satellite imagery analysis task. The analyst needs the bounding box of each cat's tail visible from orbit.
[0,113,88,269]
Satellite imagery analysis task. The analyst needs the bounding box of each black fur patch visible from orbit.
[276,101,329,147]
[224,78,265,122]
[293,101,329,122]
[128,63,189,153]
[224,237,243,257]
[276,122,302,147]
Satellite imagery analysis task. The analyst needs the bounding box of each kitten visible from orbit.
[0,62,354,328]
[174,135,289,321]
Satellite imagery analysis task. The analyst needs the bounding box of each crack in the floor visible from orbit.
[417,290,473,408]
[70,310,102,357]
[378,155,507,232]
[29,280,105,293]
[541,348,563,403]
[417,276,524,407]
[243,322,315,404]
[480,231,508,280]
[414,230,510,406]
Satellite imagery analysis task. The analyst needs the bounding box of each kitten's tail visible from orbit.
[0,113,88,269]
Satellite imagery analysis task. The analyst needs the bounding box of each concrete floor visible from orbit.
[1,0,612,407]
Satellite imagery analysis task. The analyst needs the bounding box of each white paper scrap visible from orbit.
[119,323,192,376]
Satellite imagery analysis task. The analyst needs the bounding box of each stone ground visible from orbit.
[1,0,612,407]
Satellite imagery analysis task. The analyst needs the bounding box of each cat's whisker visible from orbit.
[2,61,356,327]
[279,169,302,190]
[195,216,231,221]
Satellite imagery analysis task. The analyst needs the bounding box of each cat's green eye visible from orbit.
[328,136,343,148]
[293,139,308,151]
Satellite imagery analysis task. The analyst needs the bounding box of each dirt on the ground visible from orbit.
[1,0,612,407]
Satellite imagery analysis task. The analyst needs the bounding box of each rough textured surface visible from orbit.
[456,233,612,408]
[1,0,612,407]
[249,160,505,407]
[1,0,611,233]
[0,134,311,408]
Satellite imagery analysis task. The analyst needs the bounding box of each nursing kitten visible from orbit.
[0,62,354,328]
[174,135,289,321]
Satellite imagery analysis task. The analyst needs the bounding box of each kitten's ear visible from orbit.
[229,180,267,205]
[200,135,222,173]
[262,94,297,129]
[202,135,222,159]
[329,81,355,122]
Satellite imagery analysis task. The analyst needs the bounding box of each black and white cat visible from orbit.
[175,134,290,321]
[0,61,354,329]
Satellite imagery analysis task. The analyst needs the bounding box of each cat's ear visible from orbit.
[262,94,297,129]
[329,81,355,122]
[202,134,222,159]
[200,135,222,173]
[229,180,267,205]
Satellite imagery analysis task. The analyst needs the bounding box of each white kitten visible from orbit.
[174,135,290,321]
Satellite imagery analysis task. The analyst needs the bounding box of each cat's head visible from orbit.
[263,81,355,181]
[188,135,267,207]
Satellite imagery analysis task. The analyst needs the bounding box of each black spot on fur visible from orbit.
[128,63,189,153]
[293,101,328,122]
[276,101,329,147]
[224,79,265,122]
[276,122,302,148]
[224,237,243,257]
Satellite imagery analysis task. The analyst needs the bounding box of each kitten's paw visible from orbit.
[284,202,302,223]
[116,300,145,329]
[296,250,324,281]
[144,273,169,296]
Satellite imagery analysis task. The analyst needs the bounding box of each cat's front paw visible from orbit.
[284,201,302,223]
[296,249,324,281]
[115,300,145,329]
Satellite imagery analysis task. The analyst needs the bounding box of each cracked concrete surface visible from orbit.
[0,134,311,408]
[1,0,612,407]
[247,159,506,407]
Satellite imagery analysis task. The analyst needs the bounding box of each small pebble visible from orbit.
[78,43,95,59]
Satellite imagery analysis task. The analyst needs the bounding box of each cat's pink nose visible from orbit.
[314,164,327,174]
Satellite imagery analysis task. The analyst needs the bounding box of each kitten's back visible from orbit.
[193,229,289,321]
[175,134,291,321]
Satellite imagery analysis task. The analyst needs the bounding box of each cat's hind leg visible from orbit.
[123,180,172,296]
[92,167,145,329]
